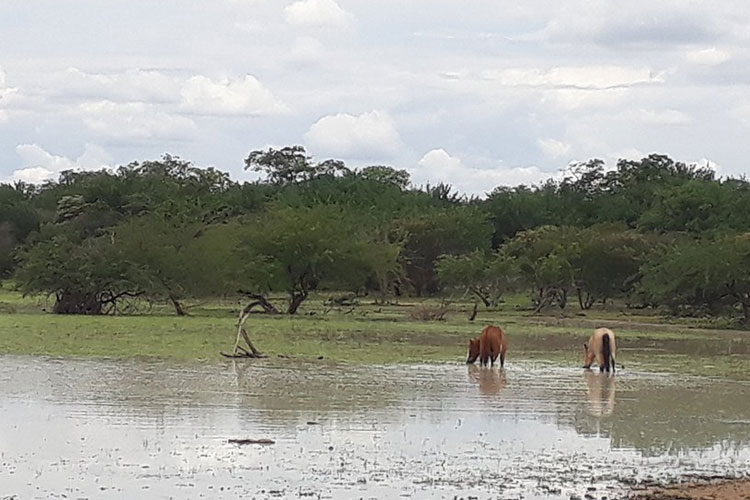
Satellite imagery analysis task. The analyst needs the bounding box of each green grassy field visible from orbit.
[0,286,748,379]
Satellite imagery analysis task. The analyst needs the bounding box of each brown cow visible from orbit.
[583,327,617,373]
[466,325,508,367]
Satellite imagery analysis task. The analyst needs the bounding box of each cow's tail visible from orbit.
[602,334,612,373]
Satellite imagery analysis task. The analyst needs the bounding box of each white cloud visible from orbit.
[532,3,721,46]
[287,37,326,66]
[284,0,354,29]
[414,148,557,196]
[180,75,289,116]
[78,101,197,142]
[628,108,693,125]
[481,66,664,90]
[46,68,180,103]
[542,88,628,111]
[538,138,572,159]
[685,47,731,66]
[691,157,722,174]
[0,67,19,121]
[607,148,646,163]
[305,110,402,158]
[11,143,113,183]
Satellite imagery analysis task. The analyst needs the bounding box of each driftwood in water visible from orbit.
[221,301,268,359]
[228,438,275,445]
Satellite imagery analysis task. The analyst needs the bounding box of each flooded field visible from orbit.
[1,355,749,499]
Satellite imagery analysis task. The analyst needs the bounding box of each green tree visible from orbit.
[640,234,750,323]
[505,226,581,311]
[114,214,226,315]
[234,205,397,313]
[0,184,40,277]
[245,146,350,185]
[16,231,140,314]
[436,250,516,307]
[639,178,750,234]
[357,165,410,190]
[571,226,650,309]
[399,206,493,295]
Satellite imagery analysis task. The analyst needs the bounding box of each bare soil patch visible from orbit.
[630,478,750,499]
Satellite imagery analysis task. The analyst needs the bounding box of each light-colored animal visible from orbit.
[583,327,617,373]
[466,325,508,367]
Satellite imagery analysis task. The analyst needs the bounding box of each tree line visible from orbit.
[2,147,750,324]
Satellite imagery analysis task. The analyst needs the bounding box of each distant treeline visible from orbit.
[2,147,749,323]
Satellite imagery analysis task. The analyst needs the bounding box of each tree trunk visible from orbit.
[54,291,103,315]
[577,288,595,310]
[471,287,491,308]
[169,294,188,316]
[740,297,750,325]
[468,302,478,321]
[288,290,308,314]
[533,287,555,313]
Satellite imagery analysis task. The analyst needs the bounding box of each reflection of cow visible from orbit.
[466,325,509,367]
[468,365,507,395]
[583,370,616,416]
[583,328,617,373]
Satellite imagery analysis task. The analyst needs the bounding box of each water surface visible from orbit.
[1,355,748,499]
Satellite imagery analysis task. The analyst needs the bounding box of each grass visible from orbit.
[0,288,748,379]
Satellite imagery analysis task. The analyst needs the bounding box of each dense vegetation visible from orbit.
[3,148,750,325]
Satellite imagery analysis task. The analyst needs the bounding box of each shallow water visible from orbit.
[1,356,749,499]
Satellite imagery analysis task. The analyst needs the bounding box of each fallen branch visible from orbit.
[237,290,280,314]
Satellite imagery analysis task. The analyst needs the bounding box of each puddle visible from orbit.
[0,355,749,499]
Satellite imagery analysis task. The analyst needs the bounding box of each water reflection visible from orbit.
[467,365,507,395]
[583,370,616,417]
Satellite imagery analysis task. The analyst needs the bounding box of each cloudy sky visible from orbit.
[1,0,749,195]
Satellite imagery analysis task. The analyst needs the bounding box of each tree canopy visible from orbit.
[5,148,750,325]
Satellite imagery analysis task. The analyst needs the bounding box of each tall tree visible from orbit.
[245,146,350,185]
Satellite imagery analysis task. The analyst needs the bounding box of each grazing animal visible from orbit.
[466,325,508,367]
[583,327,617,373]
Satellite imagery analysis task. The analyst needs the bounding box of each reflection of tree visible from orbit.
[467,365,507,396]
[32,358,750,457]
[565,375,750,456]
[41,359,456,426]
[229,362,404,421]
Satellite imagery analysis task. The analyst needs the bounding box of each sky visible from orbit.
[1,0,749,196]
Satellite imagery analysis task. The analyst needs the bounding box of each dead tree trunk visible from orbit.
[221,301,268,359]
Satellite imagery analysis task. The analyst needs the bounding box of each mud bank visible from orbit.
[630,477,750,499]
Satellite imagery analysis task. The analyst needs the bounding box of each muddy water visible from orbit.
[1,356,749,499]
